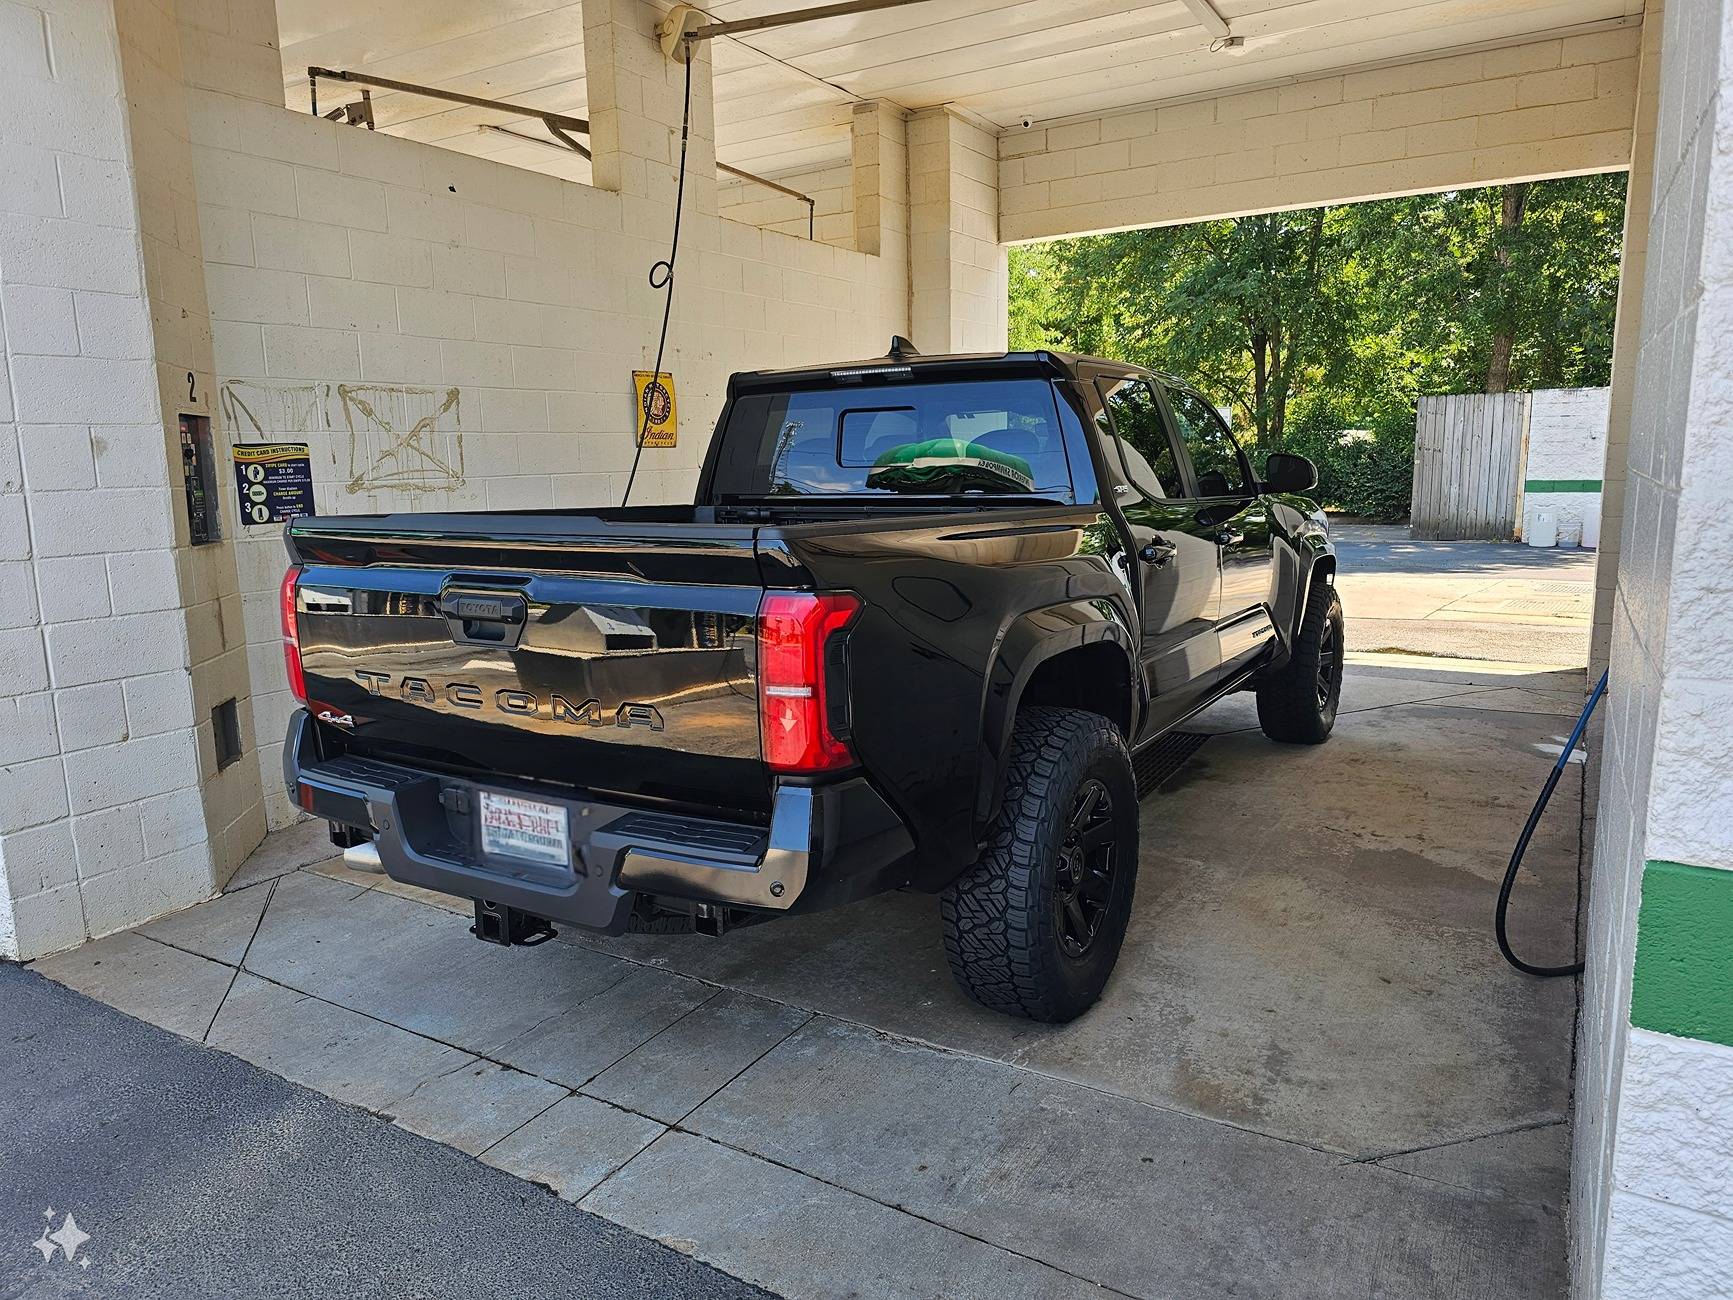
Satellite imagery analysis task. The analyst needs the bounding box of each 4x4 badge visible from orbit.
[316,708,355,728]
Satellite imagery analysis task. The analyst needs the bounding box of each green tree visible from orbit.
[1010,209,1354,452]
[1345,173,1626,396]
[1008,173,1627,514]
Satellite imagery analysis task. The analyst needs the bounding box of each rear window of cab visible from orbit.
[710,378,1076,502]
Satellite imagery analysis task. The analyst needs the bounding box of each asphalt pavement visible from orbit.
[0,963,772,1300]
[1331,524,1594,665]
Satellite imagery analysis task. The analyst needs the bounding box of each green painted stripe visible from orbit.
[1631,861,1733,1048]
[1524,478,1602,493]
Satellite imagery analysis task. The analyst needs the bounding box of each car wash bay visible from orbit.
[31,650,1587,1299]
[4,0,1729,1296]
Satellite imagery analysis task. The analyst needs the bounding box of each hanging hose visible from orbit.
[620,51,694,506]
[1495,668,1609,978]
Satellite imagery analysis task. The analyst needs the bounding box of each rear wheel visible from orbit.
[1256,579,1344,744]
[940,707,1138,1022]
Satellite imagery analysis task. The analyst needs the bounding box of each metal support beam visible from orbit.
[1177,0,1231,40]
[660,0,936,59]
[479,123,819,239]
[482,123,590,159]
[306,66,589,134]
[692,0,933,40]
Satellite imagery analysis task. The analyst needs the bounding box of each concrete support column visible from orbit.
[581,0,717,223]
[1574,0,1733,1294]
[907,108,1006,354]
[118,0,272,880]
[0,0,216,958]
[1591,0,1665,676]
[0,0,281,959]
[851,101,907,259]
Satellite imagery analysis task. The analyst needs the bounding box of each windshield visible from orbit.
[710,378,1075,502]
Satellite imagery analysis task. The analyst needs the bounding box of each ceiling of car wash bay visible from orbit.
[275,0,1644,183]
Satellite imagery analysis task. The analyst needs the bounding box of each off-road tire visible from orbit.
[940,706,1138,1022]
[1256,579,1344,744]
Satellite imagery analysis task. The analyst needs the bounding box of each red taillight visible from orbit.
[280,566,306,703]
[758,591,860,774]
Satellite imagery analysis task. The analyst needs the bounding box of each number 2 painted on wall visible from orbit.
[187,371,198,404]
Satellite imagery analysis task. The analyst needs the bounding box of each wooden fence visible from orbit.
[1409,392,1529,540]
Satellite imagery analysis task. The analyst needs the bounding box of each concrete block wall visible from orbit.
[185,4,909,830]
[852,102,908,262]
[910,108,1006,354]
[719,162,853,247]
[117,0,278,886]
[1594,3,1666,674]
[717,103,910,260]
[1523,386,1610,547]
[1574,0,1733,1293]
[999,27,1642,243]
[0,0,227,957]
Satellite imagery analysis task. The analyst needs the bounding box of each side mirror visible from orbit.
[1263,452,1318,494]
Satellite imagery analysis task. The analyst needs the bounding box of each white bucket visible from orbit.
[1582,502,1602,549]
[1528,507,1558,548]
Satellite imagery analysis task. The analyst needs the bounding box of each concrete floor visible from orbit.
[28,657,1589,1300]
[1333,525,1594,666]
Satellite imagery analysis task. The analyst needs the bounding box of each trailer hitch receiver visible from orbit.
[471,900,557,947]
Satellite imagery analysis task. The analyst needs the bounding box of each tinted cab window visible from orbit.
[712,378,1075,501]
[1164,386,1249,497]
[1095,377,1179,499]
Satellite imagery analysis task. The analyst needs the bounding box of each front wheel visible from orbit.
[940,707,1138,1022]
[1256,580,1344,744]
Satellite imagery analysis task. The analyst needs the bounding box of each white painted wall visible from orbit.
[0,0,230,959]
[0,0,914,953]
[1593,6,1665,674]
[719,162,853,248]
[1575,0,1733,1292]
[1524,386,1609,547]
[999,28,1641,243]
[189,19,909,831]
[910,109,1006,355]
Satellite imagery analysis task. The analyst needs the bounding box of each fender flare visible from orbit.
[1291,546,1336,639]
[973,597,1138,829]
[1269,519,1335,657]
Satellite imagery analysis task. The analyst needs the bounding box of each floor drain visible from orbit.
[1133,731,1209,798]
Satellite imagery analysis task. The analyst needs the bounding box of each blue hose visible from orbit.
[1495,669,1608,977]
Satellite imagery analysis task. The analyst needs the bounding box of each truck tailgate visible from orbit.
[287,512,769,813]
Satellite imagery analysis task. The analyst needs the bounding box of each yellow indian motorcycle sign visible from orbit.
[632,370,677,447]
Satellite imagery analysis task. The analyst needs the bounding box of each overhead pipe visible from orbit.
[479,125,820,239]
[307,66,588,135]
[660,0,936,60]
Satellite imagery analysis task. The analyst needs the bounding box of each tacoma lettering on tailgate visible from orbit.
[353,670,664,731]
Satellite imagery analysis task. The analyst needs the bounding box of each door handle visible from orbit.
[1215,530,1244,547]
[439,589,529,648]
[1138,541,1177,568]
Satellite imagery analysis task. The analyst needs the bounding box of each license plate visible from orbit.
[479,791,570,867]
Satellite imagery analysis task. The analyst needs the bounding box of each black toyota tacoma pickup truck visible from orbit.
[280,343,1342,1022]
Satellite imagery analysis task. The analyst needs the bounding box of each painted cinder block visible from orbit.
[0,754,68,834]
[0,819,77,898]
[997,31,1640,245]
[53,681,128,753]
[0,692,58,766]
[63,729,202,818]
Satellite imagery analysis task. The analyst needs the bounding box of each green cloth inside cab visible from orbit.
[864,437,1036,494]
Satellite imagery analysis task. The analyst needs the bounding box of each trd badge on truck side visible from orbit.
[352,670,664,731]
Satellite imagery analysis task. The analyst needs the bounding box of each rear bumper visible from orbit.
[282,710,914,934]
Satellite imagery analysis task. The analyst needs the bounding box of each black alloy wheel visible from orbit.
[1055,778,1117,957]
[1316,613,1340,710]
